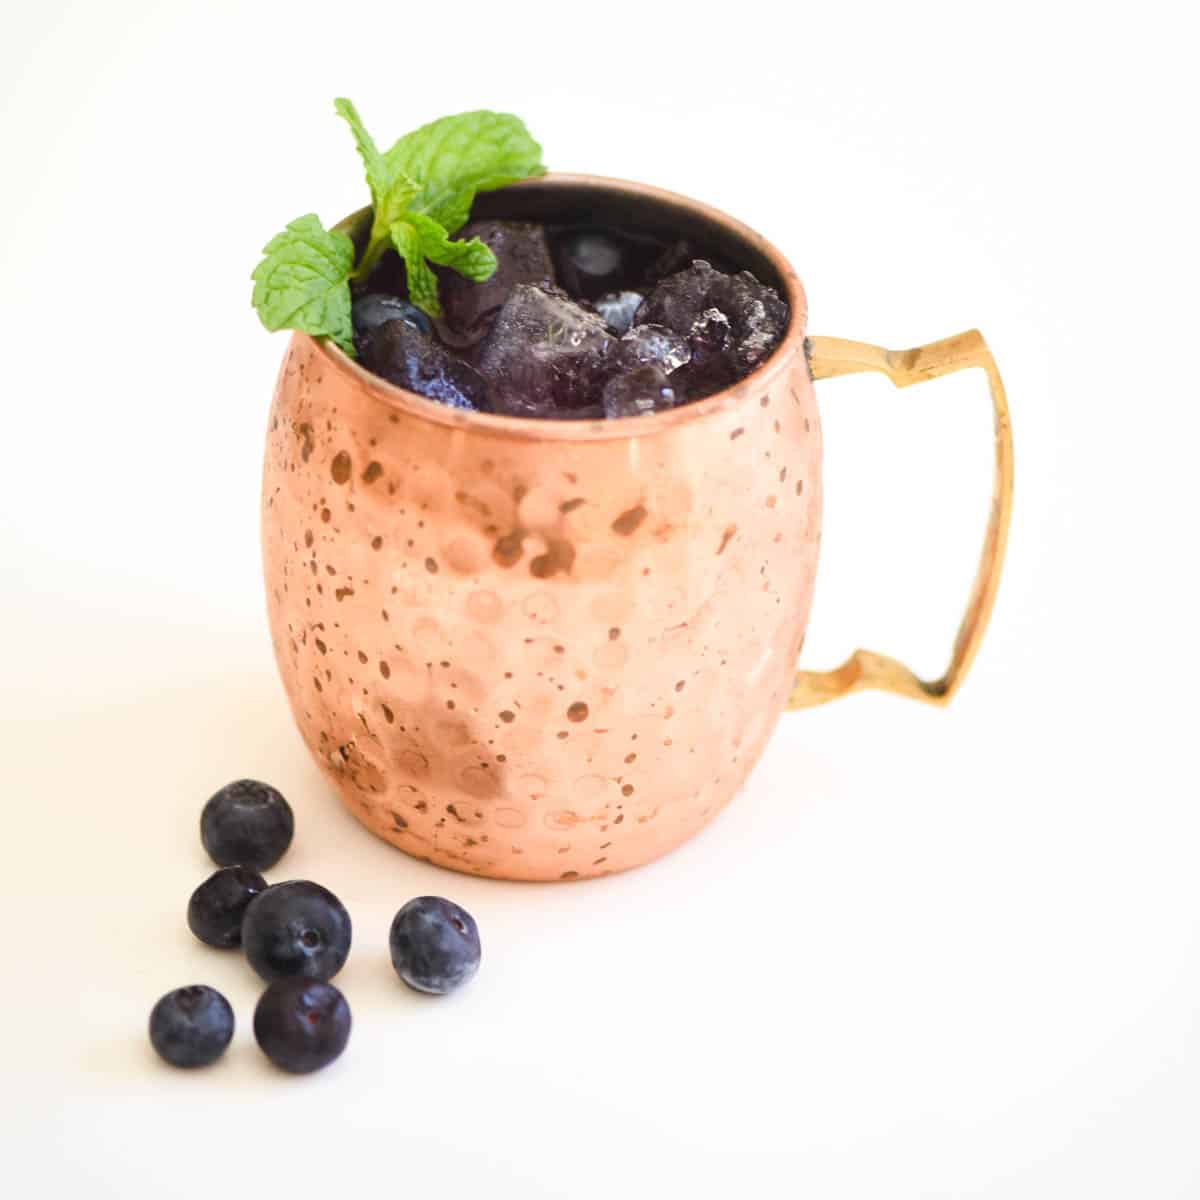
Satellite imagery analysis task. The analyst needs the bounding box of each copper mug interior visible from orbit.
[262,175,1006,882]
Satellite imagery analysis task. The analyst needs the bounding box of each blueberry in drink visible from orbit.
[552,229,630,299]
[594,290,643,335]
[358,318,487,410]
[351,293,431,350]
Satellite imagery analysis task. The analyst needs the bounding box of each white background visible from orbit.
[2,1,1197,1196]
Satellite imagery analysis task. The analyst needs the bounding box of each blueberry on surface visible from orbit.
[389,896,481,995]
[200,779,294,871]
[148,985,234,1068]
[253,979,351,1074]
[187,865,268,948]
[241,880,352,983]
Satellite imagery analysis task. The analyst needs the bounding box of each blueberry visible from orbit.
[241,880,352,983]
[351,293,432,348]
[187,865,268,948]
[594,290,644,336]
[148,985,234,1068]
[200,780,293,871]
[388,896,480,995]
[554,230,629,299]
[253,978,351,1074]
[359,318,487,410]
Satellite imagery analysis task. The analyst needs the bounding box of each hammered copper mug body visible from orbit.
[262,175,1013,881]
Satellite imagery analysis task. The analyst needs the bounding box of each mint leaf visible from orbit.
[386,111,545,234]
[389,213,499,318]
[409,213,497,281]
[388,221,440,317]
[333,98,416,212]
[251,214,355,355]
[334,98,417,279]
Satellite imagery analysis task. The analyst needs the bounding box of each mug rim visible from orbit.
[309,172,809,444]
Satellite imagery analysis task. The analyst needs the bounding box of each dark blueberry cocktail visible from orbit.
[353,225,788,420]
[252,103,790,419]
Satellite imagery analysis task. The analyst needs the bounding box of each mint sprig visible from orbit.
[332,98,419,283]
[385,110,549,235]
[251,215,356,355]
[251,102,546,353]
[391,212,499,317]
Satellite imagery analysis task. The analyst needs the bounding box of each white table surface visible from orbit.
[3,2,1197,1196]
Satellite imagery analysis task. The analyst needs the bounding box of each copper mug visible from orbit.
[262,174,1013,881]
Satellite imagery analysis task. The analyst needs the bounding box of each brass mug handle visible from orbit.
[788,330,1014,709]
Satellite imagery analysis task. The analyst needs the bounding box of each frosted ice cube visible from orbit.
[620,323,691,373]
[437,221,555,347]
[476,284,618,417]
[602,365,680,419]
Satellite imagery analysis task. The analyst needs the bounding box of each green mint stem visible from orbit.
[350,231,388,286]
[253,104,545,337]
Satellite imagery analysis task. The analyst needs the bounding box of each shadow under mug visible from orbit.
[261,174,1013,881]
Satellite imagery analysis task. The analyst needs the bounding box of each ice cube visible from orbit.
[594,290,644,335]
[553,230,633,299]
[677,306,740,395]
[359,319,487,410]
[719,268,790,369]
[620,323,691,373]
[635,259,725,334]
[602,365,681,419]
[476,284,618,418]
[437,221,555,348]
[636,260,789,387]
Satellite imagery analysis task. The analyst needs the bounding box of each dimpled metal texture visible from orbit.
[261,176,821,881]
